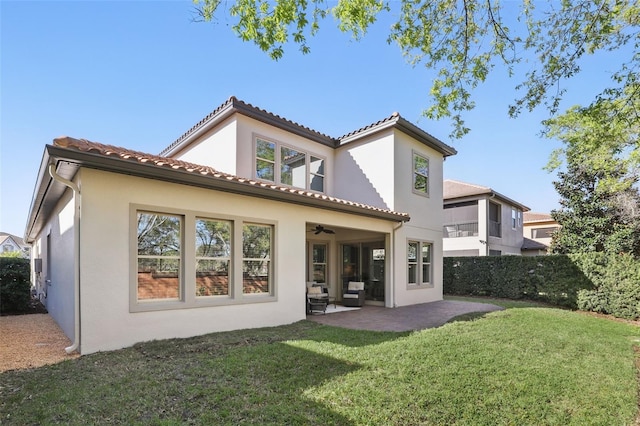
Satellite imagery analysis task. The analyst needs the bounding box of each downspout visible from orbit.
[391,221,404,308]
[48,163,81,354]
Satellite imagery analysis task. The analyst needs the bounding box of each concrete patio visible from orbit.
[307,300,503,332]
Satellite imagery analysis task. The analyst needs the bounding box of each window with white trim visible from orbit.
[255,137,325,192]
[408,240,433,287]
[413,152,429,196]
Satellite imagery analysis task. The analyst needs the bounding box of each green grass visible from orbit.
[1,302,639,425]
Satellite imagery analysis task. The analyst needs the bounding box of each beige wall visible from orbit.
[334,130,395,210]
[76,168,396,354]
[32,183,77,341]
[171,116,238,175]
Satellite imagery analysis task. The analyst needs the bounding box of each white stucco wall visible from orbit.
[391,131,446,306]
[171,117,238,175]
[33,186,77,341]
[333,131,395,210]
[77,168,395,354]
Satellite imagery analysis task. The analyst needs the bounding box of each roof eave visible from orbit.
[339,116,457,157]
[161,98,337,157]
[25,145,409,241]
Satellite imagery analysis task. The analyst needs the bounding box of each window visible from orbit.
[312,243,327,284]
[309,156,325,192]
[489,202,501,237]
[512,208,522,229]
[489,249,502,256]
[136,212,182,302]
[255,137,325,192]
[532,227,557,239]
[132,207,275,312]
[242,223,272,294]
[408,241,433,287]
[256,139,275,182]
[195,218,231,297]
[413,153,429,195]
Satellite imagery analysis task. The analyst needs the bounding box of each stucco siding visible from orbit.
[77,168,395,354]
[393,224,443,307]
[334,131,395,210]
[34,186,76,341]
[172,117,238,175]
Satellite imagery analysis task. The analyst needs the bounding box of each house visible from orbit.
[25,96,457,354]
[443,180,529,256]
[0,232,30,258]
[521,212,560,256]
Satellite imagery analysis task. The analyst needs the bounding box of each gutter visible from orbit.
[48,163,81,354]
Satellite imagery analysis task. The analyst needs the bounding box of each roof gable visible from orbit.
[160,96,457,158]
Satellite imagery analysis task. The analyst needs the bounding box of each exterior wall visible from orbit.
[334,130,395,210]
[171,117,238,175]
[234,115,335,193]
[392,131,446,306]
[77,168,395,354]
[444,198,487,256]
[523,222,559,247]
[444,197,524,256]
[32,185,76,341]
[487,199,524,255]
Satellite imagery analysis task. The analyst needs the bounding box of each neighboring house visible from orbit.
[25,96,457,354]
[0,232,30,258]
[521,212,561,256]
[443,180,529,256]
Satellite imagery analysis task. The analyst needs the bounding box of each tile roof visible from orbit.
[53,137,410,222]
[160,96,456,158]
[443,179,530,211]
[443,179,492,199]
[521,237,549,251]
[523,212,554,223]
[160,96,336,156]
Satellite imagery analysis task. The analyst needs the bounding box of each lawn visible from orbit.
[1,300,639,425]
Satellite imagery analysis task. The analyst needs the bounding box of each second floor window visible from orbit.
[489,202,501,238]
[255,137,325,192]
[413,152,429,196]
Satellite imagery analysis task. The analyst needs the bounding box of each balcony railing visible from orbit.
[443,222,479,238]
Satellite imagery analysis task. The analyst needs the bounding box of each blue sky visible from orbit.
[0,1,620,237]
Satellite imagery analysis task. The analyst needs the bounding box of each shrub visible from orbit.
[0,257,31,314]
[444,255,591,308]
[444,253,640,319]
[574,253,640,320]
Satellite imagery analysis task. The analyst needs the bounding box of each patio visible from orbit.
[306,300,503,332]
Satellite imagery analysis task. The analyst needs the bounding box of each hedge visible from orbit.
[0,257,31,314]
[444,253,640,319]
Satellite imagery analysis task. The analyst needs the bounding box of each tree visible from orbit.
[544,79,640,255]
[193,0,639,138]
[549,161,640,256]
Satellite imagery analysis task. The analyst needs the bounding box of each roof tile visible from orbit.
[53,137,409,221]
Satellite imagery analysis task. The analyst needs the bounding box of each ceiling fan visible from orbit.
[313,225,335,235]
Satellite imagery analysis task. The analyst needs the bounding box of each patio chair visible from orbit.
[307,283,328,314]
[342,281,365,307]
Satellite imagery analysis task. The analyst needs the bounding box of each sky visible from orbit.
[0,1,624,238]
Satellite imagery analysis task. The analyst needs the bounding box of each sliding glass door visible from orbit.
[341,241,385,303]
